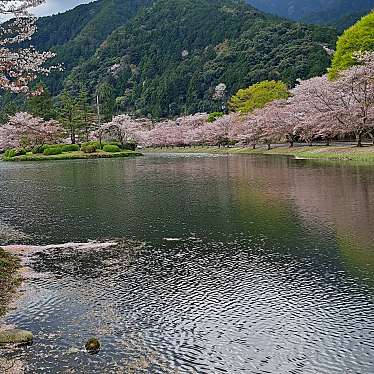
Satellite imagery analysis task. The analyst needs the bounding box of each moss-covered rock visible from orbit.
[85,337,101,352]
[0,248,21,317]
[0,329,33,345]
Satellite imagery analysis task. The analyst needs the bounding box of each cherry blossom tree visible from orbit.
[0,0,56,94]
[291,52,374,147]
[0,112,62,149]
[100,114,151,147]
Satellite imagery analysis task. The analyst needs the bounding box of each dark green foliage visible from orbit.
[81,144,96,153]
[103,144,121,153]
[0,93,24,124]
[31,0,153,95]
[32,145,44,154]
[57,90,82,144]
[26,84,56,120]
[43,147,63,155]
[6,0,339,119]
[123,142,137,151]
[208,112,224,123]
[246,0,373,26]
[96,82,115,122]
[67,0,336,118]
[62,144,80,152]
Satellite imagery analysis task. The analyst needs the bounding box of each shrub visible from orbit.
[207,112,224,123]
[103,144,121,153]
[5,148,26,158]
[4,149,16,158]
[62,144,80,152]
[40,144,65,153]
[81,145,96,153]
[108,142,122,149]
[123,142,137,151]
[32,145,44,154]
[43,147,62,156]
[82,141,103,150]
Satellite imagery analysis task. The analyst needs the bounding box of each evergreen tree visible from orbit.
[96,82,115,122]
[0,92,22,124]
[76,89,96,142]
[26,84,56,120]
[58,90,81,144]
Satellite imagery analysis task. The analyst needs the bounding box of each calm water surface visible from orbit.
[0,154,373,373]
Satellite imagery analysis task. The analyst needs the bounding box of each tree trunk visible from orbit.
[368,132,374,145]
[356,132,363,147]
[289,140,294,148]
[252,144,256,150]
[71,127,76,144]
[267,143,271,150]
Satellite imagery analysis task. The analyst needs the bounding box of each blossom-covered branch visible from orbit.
[0,0,59,94]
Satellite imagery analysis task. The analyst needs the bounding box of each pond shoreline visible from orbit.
[1,150,143,162]
[144,145,374,163]
[0,248,22,319]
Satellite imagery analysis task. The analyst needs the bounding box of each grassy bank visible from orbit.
[145,145,374,163]
[2,150,143,162]
[0,248,21,318]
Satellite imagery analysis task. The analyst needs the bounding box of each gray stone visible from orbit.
[0,329,33,345]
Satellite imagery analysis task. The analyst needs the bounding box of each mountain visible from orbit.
[245,0,374,26]
[32,0,152,93]
[61,0,336,118]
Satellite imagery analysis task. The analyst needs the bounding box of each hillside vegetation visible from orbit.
[32,0,152,93]
[246,0,373,26]
[63,0,336,118]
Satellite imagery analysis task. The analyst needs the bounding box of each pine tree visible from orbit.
[58,90,81,144]
[26,84,56,120]
[96,82,115,122]
[76,89,96,142]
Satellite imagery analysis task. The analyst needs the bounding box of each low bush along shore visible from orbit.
[144,144,374,163]
[1,143,143,162]
[0,248,21,318]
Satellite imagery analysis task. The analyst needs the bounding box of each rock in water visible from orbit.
[85,337,100,352]
[0,329,33,345]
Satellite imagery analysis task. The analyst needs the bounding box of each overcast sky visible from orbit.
[33,0,92,16]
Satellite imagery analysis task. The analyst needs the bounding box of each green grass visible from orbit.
[0,248,21,318]
[2,150,143,162]
[144,145,374,163]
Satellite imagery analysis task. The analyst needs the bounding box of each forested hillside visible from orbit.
[32,0,152,93]
[246,0,373,27]
[63,0,336,118]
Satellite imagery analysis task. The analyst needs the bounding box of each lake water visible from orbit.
[0,154,373,373]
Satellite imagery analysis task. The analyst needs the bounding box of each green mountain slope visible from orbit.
[65,0,336,118]
[246,0,373,26]
[33,0,152,93]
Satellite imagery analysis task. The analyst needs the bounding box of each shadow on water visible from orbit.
[0,154,373,373]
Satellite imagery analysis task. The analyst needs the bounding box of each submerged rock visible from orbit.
[0,329,33,345]
[66,347,80,355]
[85,337,100,352]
